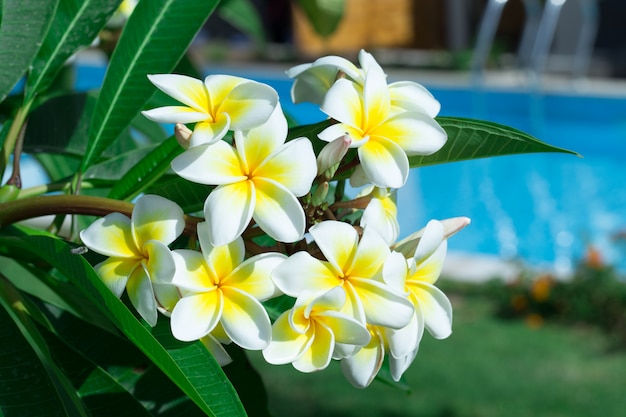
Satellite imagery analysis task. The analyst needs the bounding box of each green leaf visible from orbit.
[0,0,58,102]
[409,117,580,167]
[0,235,246,417]
[292,0,345,38]
[80,0,220,173]
[107,136,183,201]
[0,275,89,417]
[25,0,123,100]
[218,0,265,47]
[85,145,158,182]
[147,175,212,213]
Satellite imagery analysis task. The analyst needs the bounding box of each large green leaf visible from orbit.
[107,136,183,201]
[409,117,580,167]
[0,275,89,417]
[25,0,123,100]
[0,235,246,417]
[0,0,58,102]
[80,0,221,173]
[148,175,212,214]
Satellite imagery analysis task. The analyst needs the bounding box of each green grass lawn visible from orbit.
[246,288,626,417]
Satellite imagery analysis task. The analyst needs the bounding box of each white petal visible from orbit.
[389,348,418,382]
[389,81,441,117]
[141,106,208,124]
[348,226,390,279]
[350,277,414,329]
[171,249,214,291]
[153,283,180,314]
[170,291,223,341]
[254,137,317,196]
[204,181,255,246]
[252,178,305,243]
[80,213,140,258]
[377,111,447,156]
[315,310,370,347]
[362,58,390,128]
[147,74,209,113]
[200,334,232,366]
[221,287,272,350]
[271,251,340,297]
[127,265,158,327]
[313,55,363,82]
[224,252,285,300]
[197,223,244,278]
[358,136,408,188]
[309,221,359,275]
[131,194,184,246]
[171,141,246,185]
[386,312,423,359]
[393,217,471,259]
[413,220,445,264]
[411,283,453,339]
[320,78,362,127]
[189,117,230,147]
[360,198,399,245]
[239,104,288,167]
[218,80,278,131]
[287,64,338,104]
[382,251,408,293]
[263,310,312,365]
[340,327,384,388]
[94,258,134,297]
[292,321,334,373]
[142,240,176,283]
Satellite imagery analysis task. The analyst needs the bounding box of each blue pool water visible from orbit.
[72,64,626,274]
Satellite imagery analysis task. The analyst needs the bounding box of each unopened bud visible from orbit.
[0,184,19,203]
[316,135,352,180]
[311,181,329,207]
[175,123,192,149]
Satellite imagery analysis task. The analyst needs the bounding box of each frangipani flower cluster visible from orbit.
[80,50,471,387]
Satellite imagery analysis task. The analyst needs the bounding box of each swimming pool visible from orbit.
[76,62,626,275]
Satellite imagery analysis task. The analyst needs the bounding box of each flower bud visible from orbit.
[311,181,329,207]
[316,135,351,180]
[0,184,19,203]
[174,123,192,149]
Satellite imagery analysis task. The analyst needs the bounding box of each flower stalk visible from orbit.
[0,195,201,235]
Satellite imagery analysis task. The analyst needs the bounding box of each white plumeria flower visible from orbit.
[262,286,370,373]
[169,222,285,350]
[79,195,184,326]
[317,56,447,188]
[359,187,399,245]
[142,73,278,147]
[287,49,441,117]
[383,220,454,381]
[171,105,317,246]
[271,221,414,331]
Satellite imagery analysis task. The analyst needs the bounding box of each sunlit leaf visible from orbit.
[80,0,220,172]
[25,0,123,100]
[107,136,183,201]
[0,0,58,102]
[409,117,580,167]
